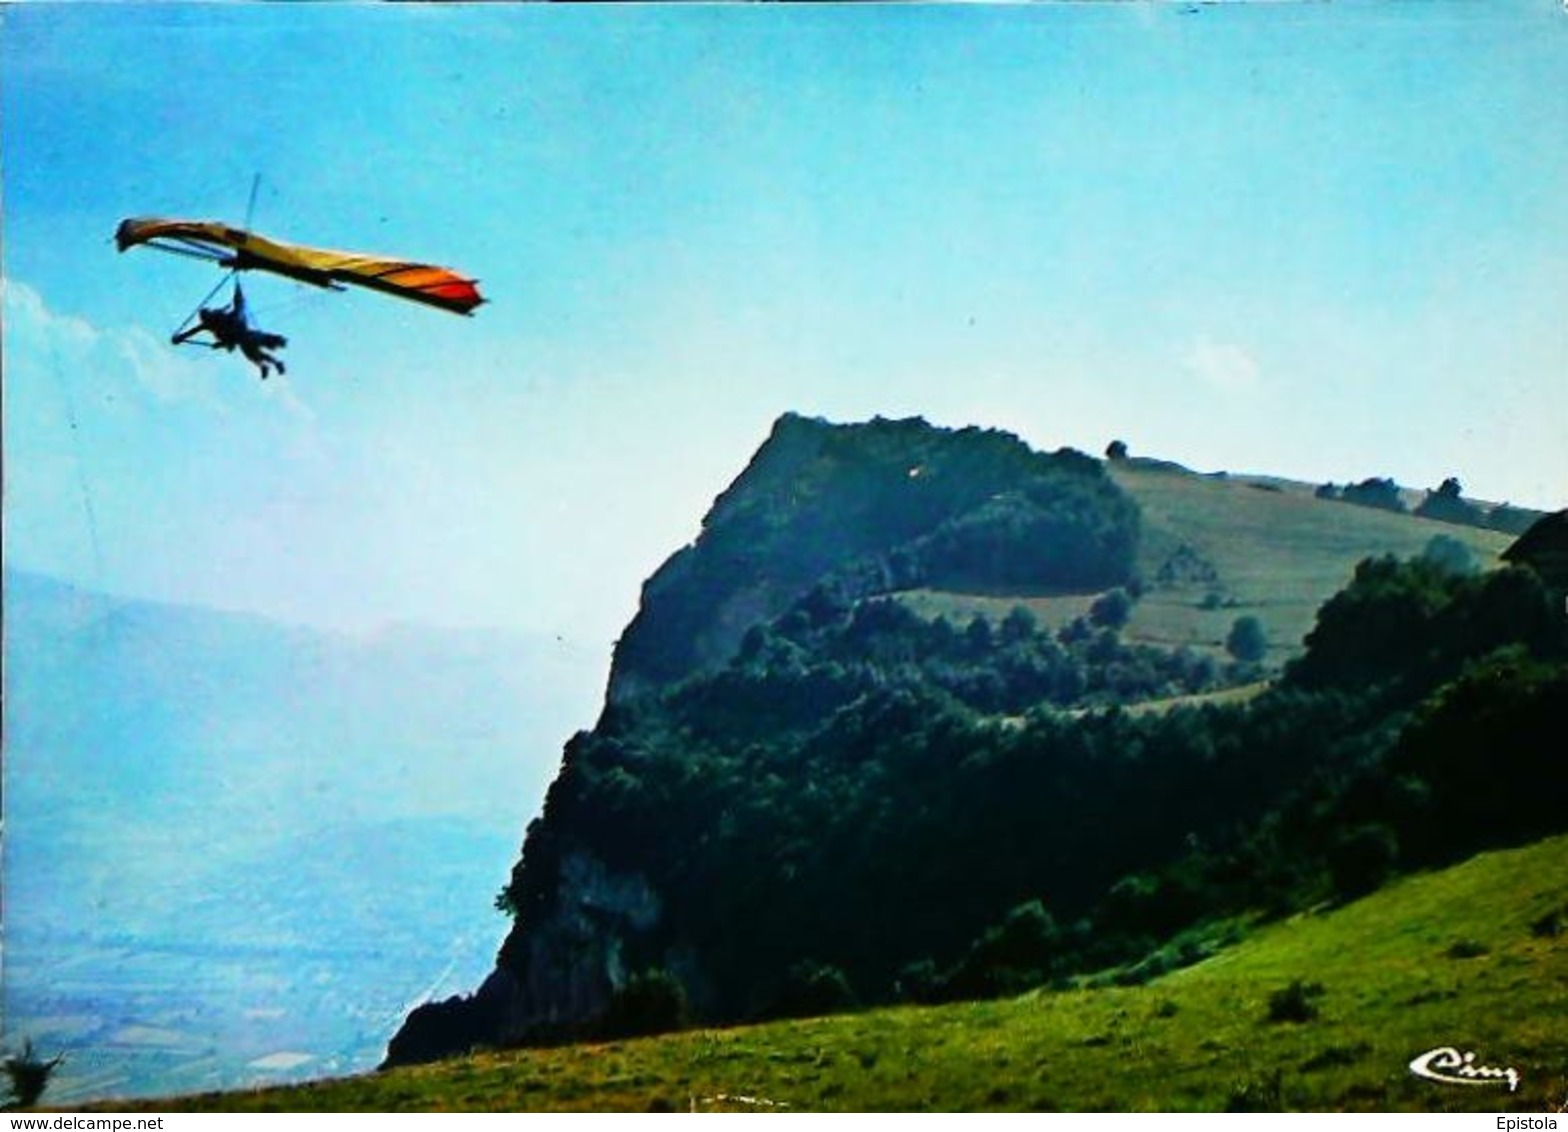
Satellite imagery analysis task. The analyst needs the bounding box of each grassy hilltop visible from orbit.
[104,832,1568,1112]
[902,455,1516,666]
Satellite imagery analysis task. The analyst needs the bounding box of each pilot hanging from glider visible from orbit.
[172,280,289,379]
[115,215,484,379]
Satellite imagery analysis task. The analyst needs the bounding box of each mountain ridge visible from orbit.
[386,413,1560,1068]
[606,412,1140,703]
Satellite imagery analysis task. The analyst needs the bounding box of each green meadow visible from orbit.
[106,833,1568,1113]
[900,460,1515,666]
[1110,460,1513,661]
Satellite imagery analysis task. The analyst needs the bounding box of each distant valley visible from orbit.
[2,571,605,1104]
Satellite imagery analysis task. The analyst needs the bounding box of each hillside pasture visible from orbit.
[896,462,1516,669]
[94,834,1568,1113]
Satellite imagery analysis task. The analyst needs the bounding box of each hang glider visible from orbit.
[115,217,485,316]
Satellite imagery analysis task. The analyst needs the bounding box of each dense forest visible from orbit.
[491,553,1564,1032]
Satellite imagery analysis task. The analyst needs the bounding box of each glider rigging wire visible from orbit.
[45,338,106,584]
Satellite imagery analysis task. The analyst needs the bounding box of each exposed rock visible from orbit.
[385,851,662,1066]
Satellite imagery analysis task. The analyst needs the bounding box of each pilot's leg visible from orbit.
[242,344,270,379]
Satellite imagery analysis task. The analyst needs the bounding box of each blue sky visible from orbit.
[5,1,1565,646]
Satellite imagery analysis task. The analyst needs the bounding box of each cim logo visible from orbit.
[1409,1046,1521,1092]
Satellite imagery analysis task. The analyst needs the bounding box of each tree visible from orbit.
[773,962,857,1019]
[599,969,689,1038]
[1484,504,1539,537]
[944,900,1063,999]
[1420,534,1478,577]
[1058,616,1093,646]
[894,958,942,1003]
[1416,478,1483,526]
[977,900,1061,970]
[1105,439,1129,461]
[1339,477,1406,513]
[1328,824,1398,899]
[1090,588,1134,630]
[1226,616,1267,663]
[1000,604,1039,644]
[2,1041,62,1110]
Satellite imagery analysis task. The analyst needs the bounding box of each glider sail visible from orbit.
[115,217,484,315]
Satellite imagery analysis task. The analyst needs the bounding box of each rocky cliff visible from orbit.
[607,412,1138,702]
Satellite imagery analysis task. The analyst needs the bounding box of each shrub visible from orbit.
[1226,1069,1285,1112]
[599,969,689,1038]
[1226,616,1268,663]
[894,959,941,1004]
[1339,477,1406,513]
[773,962,857,1019]
[926,900,1068,1002]
[1530,910,1563,938]
[1416,479,1484,527]
[1266,980,1323,1024]
[1445,939,1490,960]
[1090,588,1134,630]
[1327,824,1398,899]
[1421,534,1478,577]
[2,1041,62,1110]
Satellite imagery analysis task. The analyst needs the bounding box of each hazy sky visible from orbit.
[5,2,1565,647]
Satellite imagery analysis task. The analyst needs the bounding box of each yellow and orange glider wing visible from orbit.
[115,217,484,316]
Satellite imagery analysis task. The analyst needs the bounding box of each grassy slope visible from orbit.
[901,461,1514,669]
[107,834,1568,1112]
[1112,461,1513,661]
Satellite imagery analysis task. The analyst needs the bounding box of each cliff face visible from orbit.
[386,413,1141,1065]
[385,849,661,1065]
[602,412,830,704]
[607,412,1138,703]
